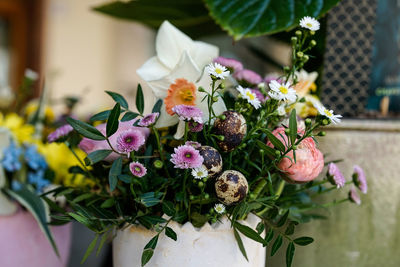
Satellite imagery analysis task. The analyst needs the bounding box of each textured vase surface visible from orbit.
[113,214,265,267]
[0,207,72,267]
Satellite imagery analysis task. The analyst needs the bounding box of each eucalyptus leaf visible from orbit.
[66,117,106,140]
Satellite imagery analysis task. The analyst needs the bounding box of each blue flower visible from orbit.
[28,170,50,193]
[25,145,47,170]
[2,141,23,172]
[11,180,22,191]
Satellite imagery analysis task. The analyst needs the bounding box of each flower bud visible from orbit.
[310,31,316,36]
[291,37,298,45]
[318,131,326,136]
[153,160,163,169]
[310,40,317,47]
[283,66,290,72]
[303,55,309,62]
[259,149,265,155]
[190,195,195,200]
[204,193,210,199]
[284,128,290,134]
[322,119,329,125]
[198,181,204,188]
[295,30,302,37]
[296,52,304,58]
[219,114,226,120]
[305,118,312,125]
[213,96,219,103]
[275,150,281,156]
[219,83,225,89]
[198,87,206,92]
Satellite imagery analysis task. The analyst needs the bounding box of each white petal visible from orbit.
[173,120,186,139]
[191,41,219,69]
[156,21,194,69]
[145,51,201,99]
[136,56,170,82]
[155,102,178,128]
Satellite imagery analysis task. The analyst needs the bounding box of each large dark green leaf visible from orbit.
[234,228,249,261]
[85,149,113,165]
[6,186,59,256]
[136,84,145,115]
[204,0,341,40]
[106,103,121,137]
[106,91,129,109]
[109,157,123,191]
[293,236,314,246]
[66,117,106,140]
[165,227,177,241]
[262,129,286,152]
[289,109,297,146]
[286,242,295,267]
[271,235,283,256]
[81,234,99,264]
[235,222,267,245]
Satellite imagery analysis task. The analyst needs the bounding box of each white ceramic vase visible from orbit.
[113,214,265,267]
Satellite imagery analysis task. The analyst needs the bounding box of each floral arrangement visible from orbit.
[49,18,367,266]
[0,72,87,254]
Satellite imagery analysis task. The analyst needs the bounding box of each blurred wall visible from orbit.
[44,0,155,116]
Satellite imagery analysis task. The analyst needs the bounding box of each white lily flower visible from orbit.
[137,21,226,139]
[293,69,318,98]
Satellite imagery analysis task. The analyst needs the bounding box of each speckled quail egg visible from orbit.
[197,146,223,177]
[213,111,247,152]
[215,170,248,205]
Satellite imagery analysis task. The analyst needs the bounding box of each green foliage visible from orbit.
[234,228,249,261]
[136,84,145,115]
[66,117,106,140]
[165,227,177,241]
[109,157,123,192]
[106,103,121,137]
[106,91,129,109]
[81,234,99,264]
[286,242,295,267]
[293,236,314,246]
[271,235,283,256]
[90,110,111,122]
[85,150,113,165]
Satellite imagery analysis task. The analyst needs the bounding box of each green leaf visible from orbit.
[136,84,145,114]
[97,231,110,256]
[293,236,314,246]
[90,110,111,122]
[256,222,265,234]
[100,198,115,208]
[66,117,106,140]
[139,215,167,228]
[235,222,267,245]
[271,235,283,256]
[121,111,139,122]
[141,248,154,267]
[234,228,249,261]
[118,174,134,183]
[109,157,122,192]
[277,210,290,227]
[162,201,176,217]
[204,0,341,40]
[262,129,286,152]
[286,242,295,267]
[256,140,277,157]
[289,109,297,146]
[145,235,159,249]
[285,222,295,236]
[265,228,274,243]
[106,91,129,109]
[72,193,94,203]
[140,192,163,207]
[6,187,59,256]
[152,99,163,113]
[81,234,99,264]
[85,149,113,165]
[106,103,121,137]
[165,227,177,241]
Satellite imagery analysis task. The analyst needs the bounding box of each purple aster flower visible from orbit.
[116,129,145,154]
[47,124,74,143]
[352,165,367,194]
[327,163,346,188]
[138,112,159,127]
[170,145,203,169]
[213,56,243,73]
[348,187,361,205]
[184,141,201,149]
[129,161,147,177]
[234,69,262,86]
[172,105,203,123]
[251,89,267,103]
[188,121,203,132]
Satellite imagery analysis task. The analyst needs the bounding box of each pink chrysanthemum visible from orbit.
[47,124,74,143]
[234,69,262,86]
[349,187,361,205]
[352,165,367,194]
[184,141,201,149]
[170,145,203,169]
[188,121,203,132]
[213,56,243,73]
[129,161,147,177]
[327,163,346,188]
[138,112,159,127]
[172,104,203,123]
[264,75,283,85]
[116,129,145,154]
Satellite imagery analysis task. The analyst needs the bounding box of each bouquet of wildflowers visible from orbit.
[50,17,367,266]
[0,72,88,254]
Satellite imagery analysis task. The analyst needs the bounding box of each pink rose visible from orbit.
[267,127,324,183]
[79,119,150,161]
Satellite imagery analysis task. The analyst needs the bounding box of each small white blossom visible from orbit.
[206,62,230,79]
[268,80,297,103]
[314,102,342,124]
[299,16,320,31]
[277,104,286,116]
[191,166,208,179]
[214,203,226,214]
[236,85,261,109]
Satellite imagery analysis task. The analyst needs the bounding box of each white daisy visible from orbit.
[314,103,342,124]
[236,85,261,109]
[191,166,208,179]
[299,16,320,31]
[268,80,297,103]
[206,62,230,80]
[214,203,226,214]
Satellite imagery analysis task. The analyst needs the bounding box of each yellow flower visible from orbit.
[0,113,35,144]
[25,102,55,123]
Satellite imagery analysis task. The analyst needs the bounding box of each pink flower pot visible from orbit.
[0,207,71,267]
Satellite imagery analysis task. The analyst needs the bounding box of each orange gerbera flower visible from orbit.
[164,78,196,115]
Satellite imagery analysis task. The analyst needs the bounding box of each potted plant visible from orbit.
[48,18,367,267]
